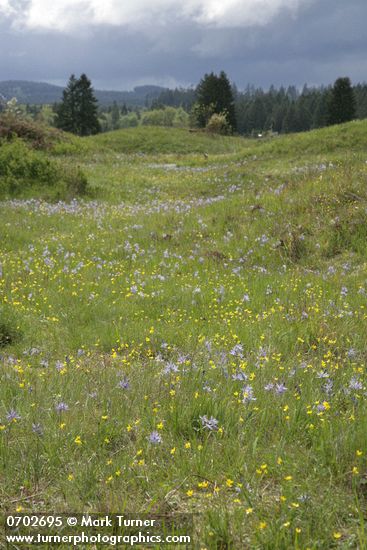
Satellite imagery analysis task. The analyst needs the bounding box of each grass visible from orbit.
[81,126,247,155]
[1,121,367,548]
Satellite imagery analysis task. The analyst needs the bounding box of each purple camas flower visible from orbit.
[232,371,248,382]
[162,362,179,375]
[349,377,363,391]
[6,409,21,422]
[55,360,64,371]
[275,383,287,395]
[317,370,329,379]
[242,385,256,403]
[200,415,219,431]
[148,431,162,444]
[204,340,212,353]
[323,379,333,395]
[117,377,130,390]
[55,402,69,412]
[258,347,267,359]
[230,344,244,358]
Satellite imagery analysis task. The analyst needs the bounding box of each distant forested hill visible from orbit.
[0,80,166,106]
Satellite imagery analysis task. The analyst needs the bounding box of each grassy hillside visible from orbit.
[1,120,367,548]
[82,126,248,155]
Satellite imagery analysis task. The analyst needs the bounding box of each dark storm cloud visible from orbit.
[0,0,366,90]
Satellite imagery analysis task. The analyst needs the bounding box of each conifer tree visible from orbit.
[328,77,356,125]
[77,74,100,136]
[193,71,236,132]
[56,74,79,134]
[56,74,100,136]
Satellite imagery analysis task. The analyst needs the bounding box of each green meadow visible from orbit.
[1,121,367,548]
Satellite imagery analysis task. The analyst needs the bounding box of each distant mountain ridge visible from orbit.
[0,80,167,106]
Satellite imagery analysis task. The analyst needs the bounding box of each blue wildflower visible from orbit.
[118,377,130,390]
[275,383,287,395]
[242,385,256,403]
[232,371,248,381]
[55,402,69,412]
[200,415,219,431]
[349,377,363,391]
[148,431,162,444]
[6,409,21,422]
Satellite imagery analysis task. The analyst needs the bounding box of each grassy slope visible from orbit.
[83,126,247,154]
[1,121,367,548]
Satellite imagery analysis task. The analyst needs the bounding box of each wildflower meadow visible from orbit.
[1,122,367,548]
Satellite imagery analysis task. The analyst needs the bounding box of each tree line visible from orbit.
[157,74,363,135]
[45,72,367,137]
[234,78,363,135]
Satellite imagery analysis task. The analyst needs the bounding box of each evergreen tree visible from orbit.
[193,71,236,131]
[282,103,298,133]
[296,95,312,131]
[328,77,356,125]
[56,74,79,134]
[248,96,266,132]
[312,89,330,128]
[76,74,100,136]
[56,74,100,136]
[354,83,367,119]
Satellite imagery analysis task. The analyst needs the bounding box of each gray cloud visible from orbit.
[1,0,314,31]
[0,0,366,90]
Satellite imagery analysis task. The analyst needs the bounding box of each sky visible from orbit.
[0,0,366,91]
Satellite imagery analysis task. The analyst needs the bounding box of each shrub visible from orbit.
[0,139,58,191]
[172,107,189,128]
[119,112,139,128]
[61,165,89,196]
[141,107,177,127]
[206,112,231,135]
[0,112,66,150]
[0,138,88,198]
